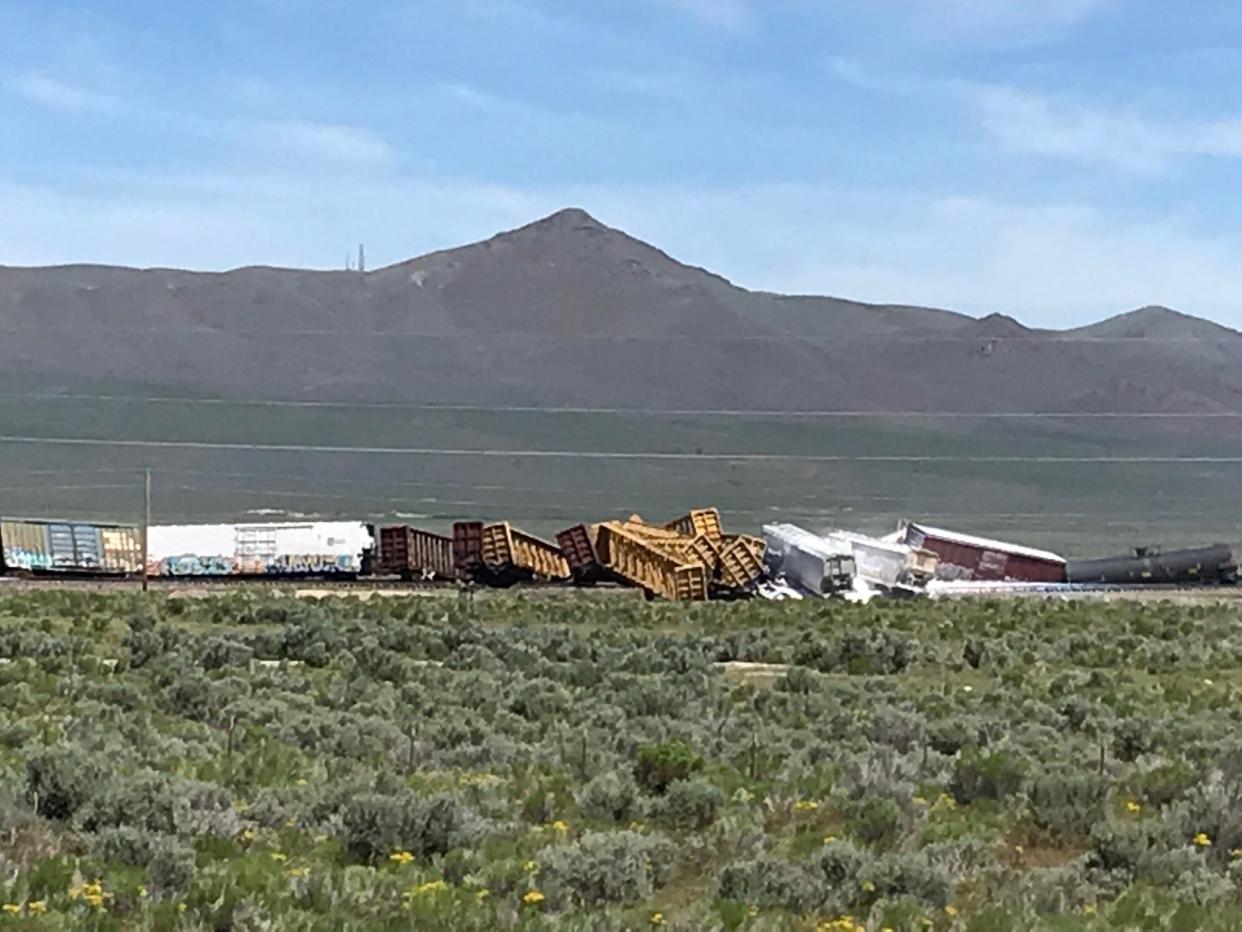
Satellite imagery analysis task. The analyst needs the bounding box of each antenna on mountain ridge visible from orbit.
[358,244,366,274]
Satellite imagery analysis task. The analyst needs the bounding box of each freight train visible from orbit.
[0,514,1236,597]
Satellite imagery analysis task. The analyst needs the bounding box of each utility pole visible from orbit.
[358,243,366,274]
[141,468,151,593]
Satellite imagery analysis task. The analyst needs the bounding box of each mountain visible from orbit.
[2,207,1241,414]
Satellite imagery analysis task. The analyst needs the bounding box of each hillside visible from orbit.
[3,207,1240,413]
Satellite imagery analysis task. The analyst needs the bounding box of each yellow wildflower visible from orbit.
[295,778,308,786]
[748,905,759,917]
[946,904,959,918]
[288,867,310,879]
[137,886,149,898]
[862,880,876,892]
[270,851,289,862]
[84,893,104,909]
[883,928,895,932]
[178,903,187,913]
[823,835,837,844]
[284,818,297,827]
[523,890,545,906]
[1125,801,1141,814]
[1084,904,1097,915]
[410,880,447,897]
[650,912,666,926]
[1195,832,1213,847]
[68,885,82,901]
[82,882,103,898]
[475,889,490,901]
[551,819,569,836]
[2,904,21,915]
[389,850,414,865]
[794,799,820,812]
[240,829,257,842]
[28,901,47,915]
[524,860,539,873]
[1231,848,1242,858]
[629,821,645,831]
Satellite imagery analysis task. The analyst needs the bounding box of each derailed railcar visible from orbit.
[1067,545,1238,586]
[0,518,142,575]
[902,522,1066,583]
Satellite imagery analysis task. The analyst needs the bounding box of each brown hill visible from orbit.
[2,207,1241,413]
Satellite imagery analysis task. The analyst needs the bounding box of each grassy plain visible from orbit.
[2,591,1242,929]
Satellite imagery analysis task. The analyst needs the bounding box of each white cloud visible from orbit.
[652,0,751,32]
[829,58,1242,175]
[974,85,1242,174]
[255,121,394,167]
[7,72,118,112]
[437,82,507,113]
[889,0,1114,44]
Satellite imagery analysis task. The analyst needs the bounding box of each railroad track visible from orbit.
[0,575,1238,601]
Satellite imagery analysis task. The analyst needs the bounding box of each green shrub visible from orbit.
[813,839,866,900]
[950,750,1027,805]
[865,850,954,908]
[25,746,106,821]
[1136,761,1199,809]
[635,740,704,795]
[840,796,905,848]
[536,830,674,909]
[1026,770,1109,842]
[716,855,822,912]
[577,769,640,823]
[339,792,487,864]
[657,778,724,829]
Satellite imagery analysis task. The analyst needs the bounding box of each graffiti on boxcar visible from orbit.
[158,554,236,576]
[151,553,360,576]
[3,548,56,571]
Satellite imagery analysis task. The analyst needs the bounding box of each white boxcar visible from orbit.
[148,522,372,577]
[828,531,939,590]
[762,524,855,595]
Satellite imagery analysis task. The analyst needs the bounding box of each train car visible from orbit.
[829,531,940,591]
[377,525,455,580]
[0,518,142,576]
[901,522,1067,583]
[1067,545,1238,586]
[148,522,372,577]
[762,524,855,596]
[595,522,709,601]
[557,524,606,584]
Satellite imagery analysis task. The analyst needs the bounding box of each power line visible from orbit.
[4,434,1242,463]
[1,392,1241,417]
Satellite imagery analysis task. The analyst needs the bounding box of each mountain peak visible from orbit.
[973,312,1030,337]
[524,207,606,231]
[1072,305,1239,340]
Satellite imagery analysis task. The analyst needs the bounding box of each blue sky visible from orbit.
[3,0,1242,327]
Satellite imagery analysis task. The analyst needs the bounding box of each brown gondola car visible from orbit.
[378,526,455,580]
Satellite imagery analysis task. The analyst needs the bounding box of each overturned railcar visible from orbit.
[1066,545,1238,586]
